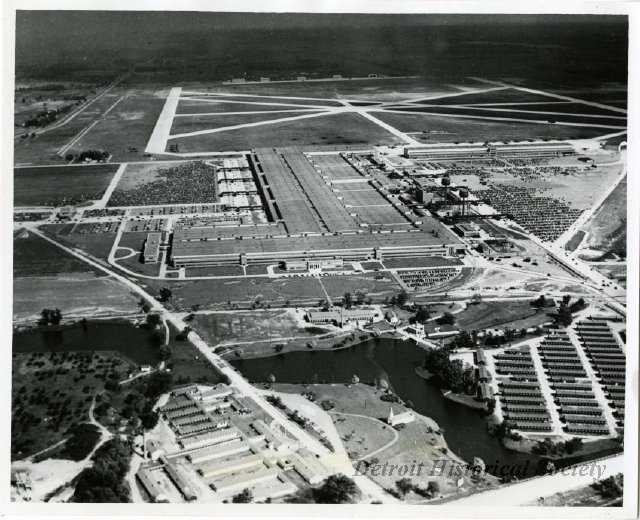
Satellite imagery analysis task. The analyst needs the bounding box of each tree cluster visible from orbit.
[532,436,583,456]
[71,438,132,502]
[423,349,475,394]
[39,308,63,326]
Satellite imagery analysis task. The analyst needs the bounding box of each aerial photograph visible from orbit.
[7,6,635,514]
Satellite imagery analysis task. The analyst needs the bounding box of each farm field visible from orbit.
[14,164,117,206]
[166,112,404,152]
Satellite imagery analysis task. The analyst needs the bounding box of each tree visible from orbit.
[145,314,161,328]
[564,437,583,455]
[355,290,366,306]
[414,306,431,324]
[343,292,353,309]
[531,295,547,308]
[449,330,475,351]
[158,287,172,301]
[471,293,483,305]
[436,312,456,326]
[314,474,359,504]
[140,300,152,313]
[396,478,414,497]
[232,488,253,503]
[426,481,440,497]
[158,345,171,361]
[556,303,573,327]
[562,294,571,305]
[396,290,408,307]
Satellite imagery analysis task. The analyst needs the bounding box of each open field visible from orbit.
[11,350,135,460]
[273,382,497,500]
[14,164,117,207]
[179,77,472,102]
[176,99,331,114]
[166,112,404,152]
[14,231,105,278]
[191,309,330,346]
[13,274,141,323]
[169,111,322,135]
[443,300,552,332]
[389,106,624,128]
[580,177,627,258]
[375,112,610,142]
[59,88,170,163]
[317,272,402,299]
[143,276,328,311]
[40,224,117,262]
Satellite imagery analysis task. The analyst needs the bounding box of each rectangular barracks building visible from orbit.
[404,141,576,160]
[170,227,463,267]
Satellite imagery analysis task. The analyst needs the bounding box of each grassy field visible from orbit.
[191,309,329,346]
[169,111,321,135]
[13,274,141,323]
[183,77,467,101]
[140,273,403,311]
[565,230,586,252]
[40,224,117,262]
[316,272,401,300]
[14,231,105,277]
[142,276,328,311]
[167,112,403,152]
[65,88,170,163]
[375,112,609,142]
[273,382,497,501]
[14,164,117,206]
[391,105,625,127]
[383,257,463,269]
[11,350,136,460]
[165,323,225,386]
[439,300,551,333]
[581,177,627,257]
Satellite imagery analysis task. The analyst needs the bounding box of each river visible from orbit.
[230,337,619,477]
[12,321,162,365]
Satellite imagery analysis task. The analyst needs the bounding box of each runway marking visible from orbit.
[174,108,325,117]
[469,76,628,114]
[373,108,626,130]
[168,110,338,140]
[145,87,182,154]
[179,96,332,110]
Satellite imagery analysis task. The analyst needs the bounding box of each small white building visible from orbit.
[406,324,426,339]
[387,407,415,427]
[385,311,399,325]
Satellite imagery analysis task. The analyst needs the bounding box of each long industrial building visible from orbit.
[170,148,462,267]
[404,141,576,160]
